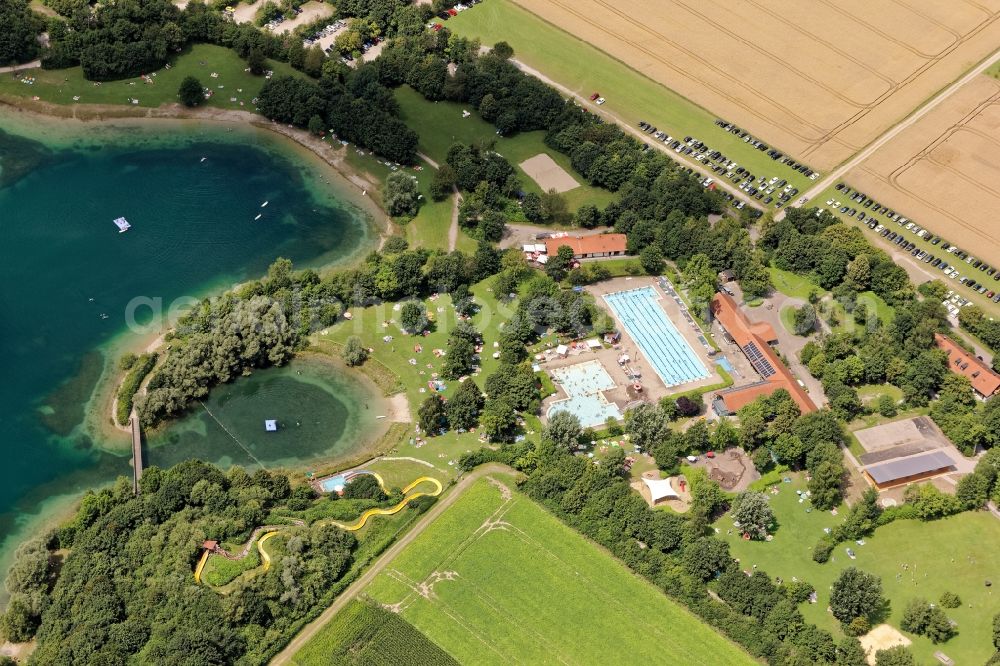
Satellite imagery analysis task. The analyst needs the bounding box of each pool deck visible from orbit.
[585,277,723,402]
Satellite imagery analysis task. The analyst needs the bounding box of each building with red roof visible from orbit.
[544,234,627,259]
[935,333,1000,399]
[710,293,817,415]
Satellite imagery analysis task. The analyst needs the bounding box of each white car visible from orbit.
[596,97,606,105]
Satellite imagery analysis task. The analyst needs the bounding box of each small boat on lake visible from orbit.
[113,217,131,233]
[200,157,207,163]
[261,201,269,208]
[254,214,262,221]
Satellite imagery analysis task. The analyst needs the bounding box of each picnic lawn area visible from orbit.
[718,474,1000,665]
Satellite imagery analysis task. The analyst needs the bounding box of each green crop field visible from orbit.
[292,599,458,666]
[719,474,1000,664]
[446,0,812,195]
[350,478,754,665]
[0,44,298,110]
[393,85,616,212]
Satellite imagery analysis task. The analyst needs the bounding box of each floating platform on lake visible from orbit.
[113,217,131,233]
[265,419,277,432]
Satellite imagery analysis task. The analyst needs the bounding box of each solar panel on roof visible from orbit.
[742,342,776,378]
[864,451,955,484]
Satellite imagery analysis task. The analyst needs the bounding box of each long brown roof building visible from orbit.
[710,293,817,415]
[935,333,1000,398]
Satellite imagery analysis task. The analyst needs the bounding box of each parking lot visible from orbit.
[839,73,1000,274]
[637,119,812,209]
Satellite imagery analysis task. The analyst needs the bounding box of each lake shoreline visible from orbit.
[0,99,404,457]
[0,98,394,236]
[0,98,415,600]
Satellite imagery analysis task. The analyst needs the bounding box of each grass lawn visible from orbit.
[393,86,616,213]
[780,305,801,336]
[769,265,820,301]
[350,477,754,665]
[0,44,298,109]
[719,474,1000,665]
[342,147,477,253]
[446,1,812,196]
[313,280,522,477]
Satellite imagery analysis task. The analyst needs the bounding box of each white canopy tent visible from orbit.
[642,476,679,504]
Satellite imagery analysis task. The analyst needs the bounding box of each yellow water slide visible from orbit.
[327,476,443,531]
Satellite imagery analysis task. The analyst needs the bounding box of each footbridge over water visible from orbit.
[129,409,144,495]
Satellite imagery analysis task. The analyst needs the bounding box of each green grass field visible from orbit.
[769,266,819,301]
[719,474,1000,664]
[446,0,813,195]
[393,85,616,212]
[347,477,754,665]
[293,599,458,665]
[0,44,297,110]
[313,280,548,473]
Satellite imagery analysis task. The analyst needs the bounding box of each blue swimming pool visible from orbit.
[604,287,710,388]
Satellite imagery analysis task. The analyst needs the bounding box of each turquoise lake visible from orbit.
[0,118,381,568]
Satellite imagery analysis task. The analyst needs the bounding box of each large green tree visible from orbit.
[178,76,204,107]
[384,172,421,217]
[829,567,885,626]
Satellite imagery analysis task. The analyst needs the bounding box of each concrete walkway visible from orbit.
[0,60,40,75]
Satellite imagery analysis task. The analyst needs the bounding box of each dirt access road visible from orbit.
[269,463,515,665]
[793,47,1000,210]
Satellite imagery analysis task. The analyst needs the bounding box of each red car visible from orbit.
[706,451,716,459]
[447,8,458,15]
[589,92,600,101]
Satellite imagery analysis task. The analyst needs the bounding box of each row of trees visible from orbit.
[256,74,419,164]
[958,305,1000,370]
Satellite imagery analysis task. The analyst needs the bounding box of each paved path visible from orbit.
[0,60,40,75]
[269,463,514,665]
[787,47,1000,214]
[503,56,762,211]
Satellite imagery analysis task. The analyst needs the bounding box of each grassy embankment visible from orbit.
[446,0,813,197]
[0,44,297,109]
[718,473,1000,665]
[298,477,756,665]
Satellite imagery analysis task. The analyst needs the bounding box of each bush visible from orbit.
[116,353,157,425]
[178,76,204,107]
[813,538,834,563]
[939,591,961,609]
[341,336,368,367]
[844,616,870,637]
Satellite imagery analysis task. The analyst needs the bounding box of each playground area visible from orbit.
[688,447,759,492]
